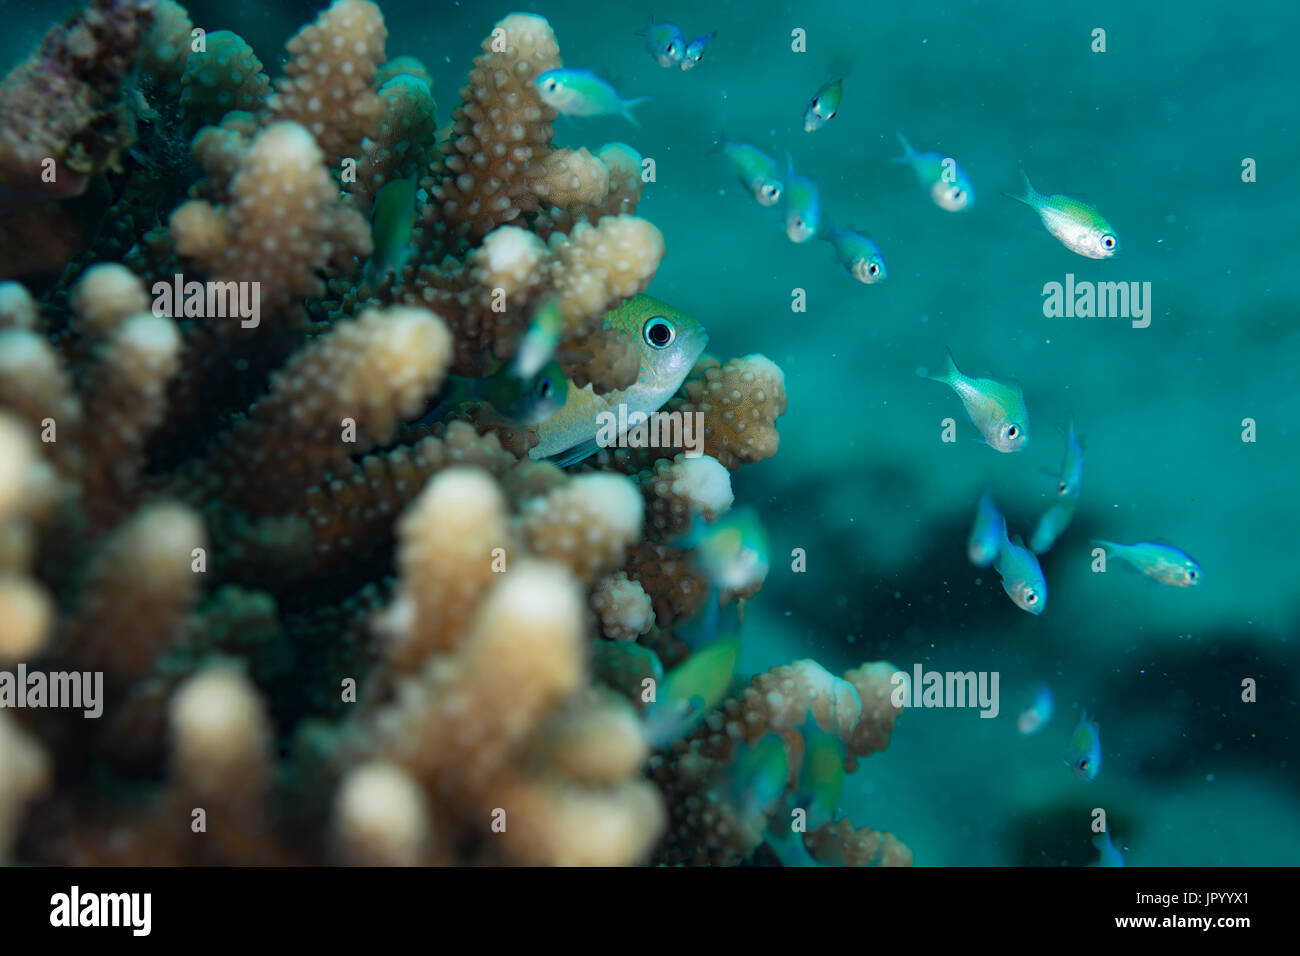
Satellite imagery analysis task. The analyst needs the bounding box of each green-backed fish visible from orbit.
[1049,416,1085,499]
[795,718,846,829]
[782,152,821,243]
[637,17,686,68]
[366,176,416,280]
[643,633,740,748]
[1092,539,1203,587]
[995,524,1047,615]
[1004,171,1119,259]
[968,486,1005,567]
[823,217,886,284]
[715,136,783,206]
[535,69,651,125]
[892,133,975,212]
[922,347,1030,452]
[722,733,790,822]
[1066,711,1101,781]
[803,78,844,132]
[531,294,708,467]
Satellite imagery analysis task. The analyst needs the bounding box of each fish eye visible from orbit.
[544,78,557,91]
[643,316,675,349]
[1079,759,1088,769]
[1101,234,1116,249]
[867,262,880,277]
[1057,480,1067,494]
[538,378,551,398]
[1024,591,1038,604]
[1187,569,1198,581]
[761,184,780,201]
[1006,424,1020,439]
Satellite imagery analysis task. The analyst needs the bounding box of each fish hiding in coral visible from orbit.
[1066,712,1102,780]
[643,633,741,747]
[968,486,1005,567]
[1092,540,1203,587]
[681,32,716,70]
[366,176,416,279]
[715,136,783,206]
[892,133,975,212]
[822,217,887,284]
[782,152,822,243]
[531,294,708,466]
[512,299,564,380]
[435,359,569,426]
[994,524,1047,615]
[803,78,844,132]
[638,16,686,67]
[922,347,1030,452]
[1003,171,1119,259]
[679,507,771,594]
[535,68,651,125]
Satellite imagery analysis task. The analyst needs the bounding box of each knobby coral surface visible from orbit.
[0,0,906,866]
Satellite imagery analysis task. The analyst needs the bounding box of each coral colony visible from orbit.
[0,0,910,866]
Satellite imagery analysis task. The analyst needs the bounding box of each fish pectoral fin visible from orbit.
[546,437,602,469]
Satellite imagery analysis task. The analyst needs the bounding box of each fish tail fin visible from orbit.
[1002,169,1038,207]
[621,96,652,126]
[927,345,960,384]
[891,132,915,163]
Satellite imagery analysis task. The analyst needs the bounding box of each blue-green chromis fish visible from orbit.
[1066,711,1101,781]
[535,69,651,125]
[823,217,886,284]
[512,298,563,379]
[643,633,740,748]
[892,133,974,211]
[968,486,1005,567]
[803,78,843,132]
[715,136,783,206]
[922,347,1030,452]
[1004,171,1119,259]
[1092,830,1125,867]
[679,507,770,592]
[782,152,821,242]
[995,526,1047,615]
[531,294,708,466]
[681,32,716,70]
[1030,496,1076,555]
[1093,539,1203,587]
[637,16,685,68]
[366,176,416,280]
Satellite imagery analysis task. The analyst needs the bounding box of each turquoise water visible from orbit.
[6,0,1297,865]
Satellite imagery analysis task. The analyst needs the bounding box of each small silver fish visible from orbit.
[822,218,886,284]
[1093,540,1203,587]
[1030,496,1076,555]
[892,133,975,212]
[1004,171,1119,259]
[803,78,843,132]
[922,347,1030,453]
[1067,711,1101,781]
[715,136,783,206]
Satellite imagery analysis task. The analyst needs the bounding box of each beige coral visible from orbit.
[590,571,655,641]
[171,121,372,317]
[270,0,387,168]
[670,354,787,469]
[519,472,644,583]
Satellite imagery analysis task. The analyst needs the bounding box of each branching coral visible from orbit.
[0,0,901,869]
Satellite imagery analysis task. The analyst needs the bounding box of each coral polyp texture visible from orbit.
[0,0,907,867]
